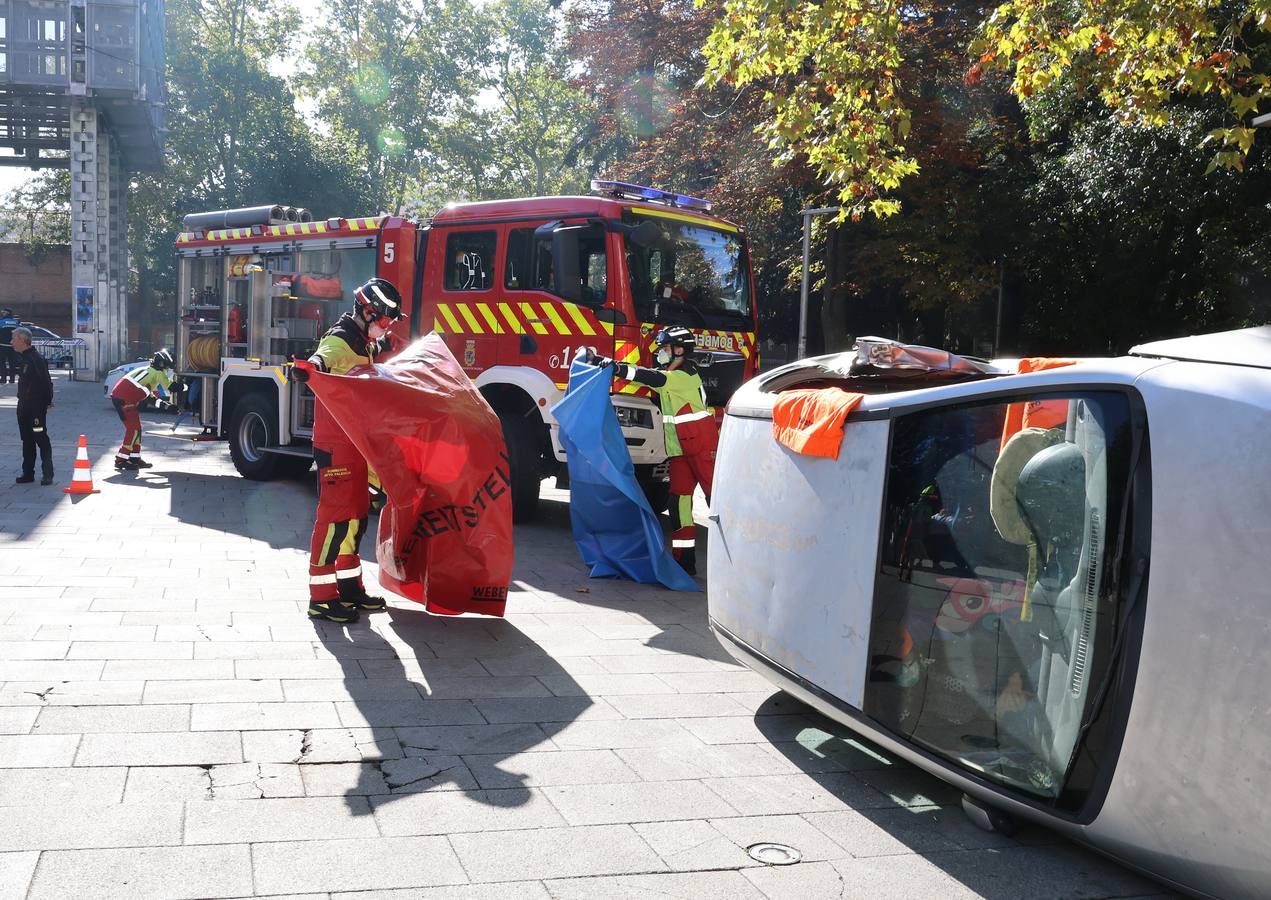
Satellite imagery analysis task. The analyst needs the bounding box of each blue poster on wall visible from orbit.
[551,354,698,592]
[75,286,94,335]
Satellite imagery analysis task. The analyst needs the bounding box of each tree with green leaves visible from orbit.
[297,0,489,213]
[127,0,376,344]
[439,0,595,199]
[568,0,815,344]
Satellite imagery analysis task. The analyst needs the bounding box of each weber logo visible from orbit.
[696,333,736,351]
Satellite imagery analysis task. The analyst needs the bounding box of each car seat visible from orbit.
[987,401,1109,795]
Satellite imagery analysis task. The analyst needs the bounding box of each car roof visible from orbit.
[1130,325,1271,370]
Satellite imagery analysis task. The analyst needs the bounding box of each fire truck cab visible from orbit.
[174,183,759,519]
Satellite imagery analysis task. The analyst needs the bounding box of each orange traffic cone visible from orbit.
[64,434,101,495]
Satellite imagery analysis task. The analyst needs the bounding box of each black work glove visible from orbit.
[590,355,615,369]
[289,355,315,383]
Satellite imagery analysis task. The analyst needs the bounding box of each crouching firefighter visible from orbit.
[291,277,404,623]
[109,349,180,470]
[589,326,717,575]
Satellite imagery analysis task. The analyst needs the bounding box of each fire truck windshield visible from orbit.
[625,219,753,331]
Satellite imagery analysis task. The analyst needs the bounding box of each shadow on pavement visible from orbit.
[154,470,315,551]
[528,485,735,665]
[310,604,590,817]
[755,693,1167,898]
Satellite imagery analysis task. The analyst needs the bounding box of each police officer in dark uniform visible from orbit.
[0,308,19,385]
[12,327,54,485]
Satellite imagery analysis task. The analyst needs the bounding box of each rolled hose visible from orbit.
[186,335,221,372]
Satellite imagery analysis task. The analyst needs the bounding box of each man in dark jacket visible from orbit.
[12,327,54,485]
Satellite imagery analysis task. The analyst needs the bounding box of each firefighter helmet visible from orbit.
[353,277,403,325]
[654,326,697,352]
[152,348,175,370]
[653,325,697,367]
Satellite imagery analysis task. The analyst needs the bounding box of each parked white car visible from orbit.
[708,326,1271,900]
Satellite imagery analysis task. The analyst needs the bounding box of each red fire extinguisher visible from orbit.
[227,304,244,343]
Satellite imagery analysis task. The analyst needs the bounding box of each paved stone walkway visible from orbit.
[0,375,1174,899]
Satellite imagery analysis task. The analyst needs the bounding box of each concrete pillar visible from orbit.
[69,100,126,380]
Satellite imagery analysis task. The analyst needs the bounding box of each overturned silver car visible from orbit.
[708,326,1271,900]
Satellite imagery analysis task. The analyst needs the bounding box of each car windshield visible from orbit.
[625,217,753,331]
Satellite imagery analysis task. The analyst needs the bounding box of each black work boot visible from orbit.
[676,550,698,576]
[131,458,154,469]
[308,601,360,624]
[15,475,34,484]
[340,586,386,611]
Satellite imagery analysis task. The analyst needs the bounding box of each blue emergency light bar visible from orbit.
[590,180,713,212]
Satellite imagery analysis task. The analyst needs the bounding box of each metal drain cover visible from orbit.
[747,842,802,865]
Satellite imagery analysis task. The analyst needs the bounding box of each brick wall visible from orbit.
[0,242,72,336]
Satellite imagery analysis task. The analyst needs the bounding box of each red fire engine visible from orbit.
[174,182,760,519]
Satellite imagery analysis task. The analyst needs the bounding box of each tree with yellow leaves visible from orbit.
[702,0,1271,215]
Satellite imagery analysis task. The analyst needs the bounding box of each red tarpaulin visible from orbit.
[302,334,514,616]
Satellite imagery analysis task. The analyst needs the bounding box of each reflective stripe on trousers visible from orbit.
[664,410,713,425]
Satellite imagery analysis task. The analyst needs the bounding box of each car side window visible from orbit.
[864,392,1135,803]
[444,231,497,292]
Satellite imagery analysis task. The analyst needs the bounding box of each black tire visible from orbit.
[636,465,671,514]
[499,410,541,523]
[228,392,281,481]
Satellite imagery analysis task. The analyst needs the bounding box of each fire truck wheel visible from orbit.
[228,393,280,481]
[499,410,541,523]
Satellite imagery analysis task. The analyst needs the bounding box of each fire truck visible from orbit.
[173,182,760,519]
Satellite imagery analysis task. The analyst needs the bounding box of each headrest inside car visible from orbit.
[990,426,1063,546]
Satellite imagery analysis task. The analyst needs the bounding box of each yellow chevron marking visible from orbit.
[563,304,595,336]
[498,304,524,334]
[540,303,571,335]
[456,303,483,333]
[598,319,614,335]
[476,303,501,333]
[433,317,444,334]
[438,304,463,333]
[519,303,549,335]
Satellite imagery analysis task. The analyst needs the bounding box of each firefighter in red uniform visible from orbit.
[291,277,404,623]
[591,326,717,574]
[109,349,180,470]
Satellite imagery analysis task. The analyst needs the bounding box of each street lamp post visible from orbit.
[798,207,846,360]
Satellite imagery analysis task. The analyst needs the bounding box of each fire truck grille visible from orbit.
[696,352,747,407]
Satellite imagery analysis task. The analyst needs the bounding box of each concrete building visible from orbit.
[0,0,165,378]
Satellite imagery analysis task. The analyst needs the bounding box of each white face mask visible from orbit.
[655,347,673,366]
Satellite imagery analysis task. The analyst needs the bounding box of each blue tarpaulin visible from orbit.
[551,356,698,592]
